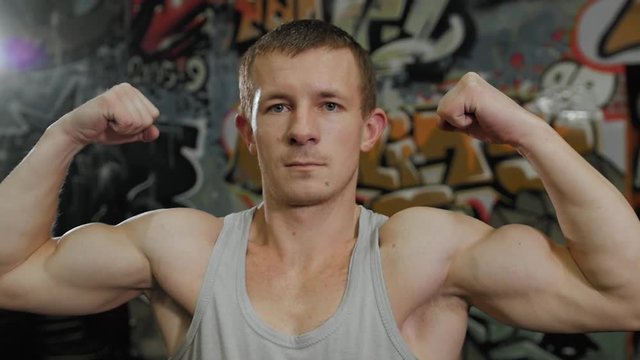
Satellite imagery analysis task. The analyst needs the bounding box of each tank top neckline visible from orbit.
[235,205,368,349]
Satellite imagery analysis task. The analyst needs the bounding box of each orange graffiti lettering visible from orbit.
[235,0,317,44]
[413,111,492,187]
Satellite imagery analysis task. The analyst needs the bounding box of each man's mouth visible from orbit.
[284,160,325,167]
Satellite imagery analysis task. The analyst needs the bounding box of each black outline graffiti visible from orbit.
[598,0,640,58]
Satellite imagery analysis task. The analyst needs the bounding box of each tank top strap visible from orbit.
[173,206,256,357]
[364,208,417,359]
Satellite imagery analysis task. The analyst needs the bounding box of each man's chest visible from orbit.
[243,244,352,335]
[152,232,454,320]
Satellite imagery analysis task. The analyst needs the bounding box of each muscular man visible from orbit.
[1,20,639,360]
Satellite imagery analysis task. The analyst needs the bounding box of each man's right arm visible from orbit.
[0,83,160,314]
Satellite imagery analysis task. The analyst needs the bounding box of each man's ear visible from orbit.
[361,108,388,152]
[236,113,256,155]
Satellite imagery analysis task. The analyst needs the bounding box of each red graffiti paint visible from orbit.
[511,53,525,69]
[137,0,210,56]
[552,29,565,43]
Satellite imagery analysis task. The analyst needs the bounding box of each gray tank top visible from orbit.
[171,206,417,360]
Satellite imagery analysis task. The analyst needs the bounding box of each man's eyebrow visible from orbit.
[258,89,348,104]
[318,89,346,99]
[260,91,292,102]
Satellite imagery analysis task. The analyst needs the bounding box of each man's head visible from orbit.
[235,20,387,208]
[238,19,376,118]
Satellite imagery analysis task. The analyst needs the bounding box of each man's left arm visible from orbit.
[440,72,640,331]
[516,107,640,294]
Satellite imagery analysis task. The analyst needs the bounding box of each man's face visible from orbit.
[241,47,382,207]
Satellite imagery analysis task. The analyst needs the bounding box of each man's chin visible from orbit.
[286,196,330,208]
[280,189,333,208]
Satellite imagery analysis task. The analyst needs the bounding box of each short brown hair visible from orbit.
[238,19,376,118]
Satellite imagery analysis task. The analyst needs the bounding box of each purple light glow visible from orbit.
[0,37,45,71]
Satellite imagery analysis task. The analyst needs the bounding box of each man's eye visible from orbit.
[269,104,286,113]
[324,102,338,111]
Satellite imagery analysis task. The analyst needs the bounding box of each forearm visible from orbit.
[518,118,640,290]
[0,118,84,273]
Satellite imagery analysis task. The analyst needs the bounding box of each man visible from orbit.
[1,19,639,360]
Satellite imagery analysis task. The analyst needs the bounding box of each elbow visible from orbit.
[622,307,640,331]
[605,287,640,331]
[627,293,640,330]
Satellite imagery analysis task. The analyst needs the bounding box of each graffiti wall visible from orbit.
[0,0,638,359]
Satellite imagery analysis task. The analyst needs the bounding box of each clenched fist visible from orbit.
[437,72,547,147]
[57,83,160,146]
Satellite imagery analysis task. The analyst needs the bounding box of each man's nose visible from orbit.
[287,109,319,146]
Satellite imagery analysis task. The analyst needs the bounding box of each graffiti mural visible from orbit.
[574,0,640,226]
[233,0,318,51]
[332,0,476,83]
[127,0,217,97]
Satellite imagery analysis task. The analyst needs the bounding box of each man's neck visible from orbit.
[251,198,360,268]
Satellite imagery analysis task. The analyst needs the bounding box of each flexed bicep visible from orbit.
[0,221,152,315]
[448,224,640,332]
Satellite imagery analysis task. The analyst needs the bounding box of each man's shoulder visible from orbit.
[379,206,491,260]
[126,206,223,227]
[381,206,466,238]
[121,207,225,249]
[377,207,486,309]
